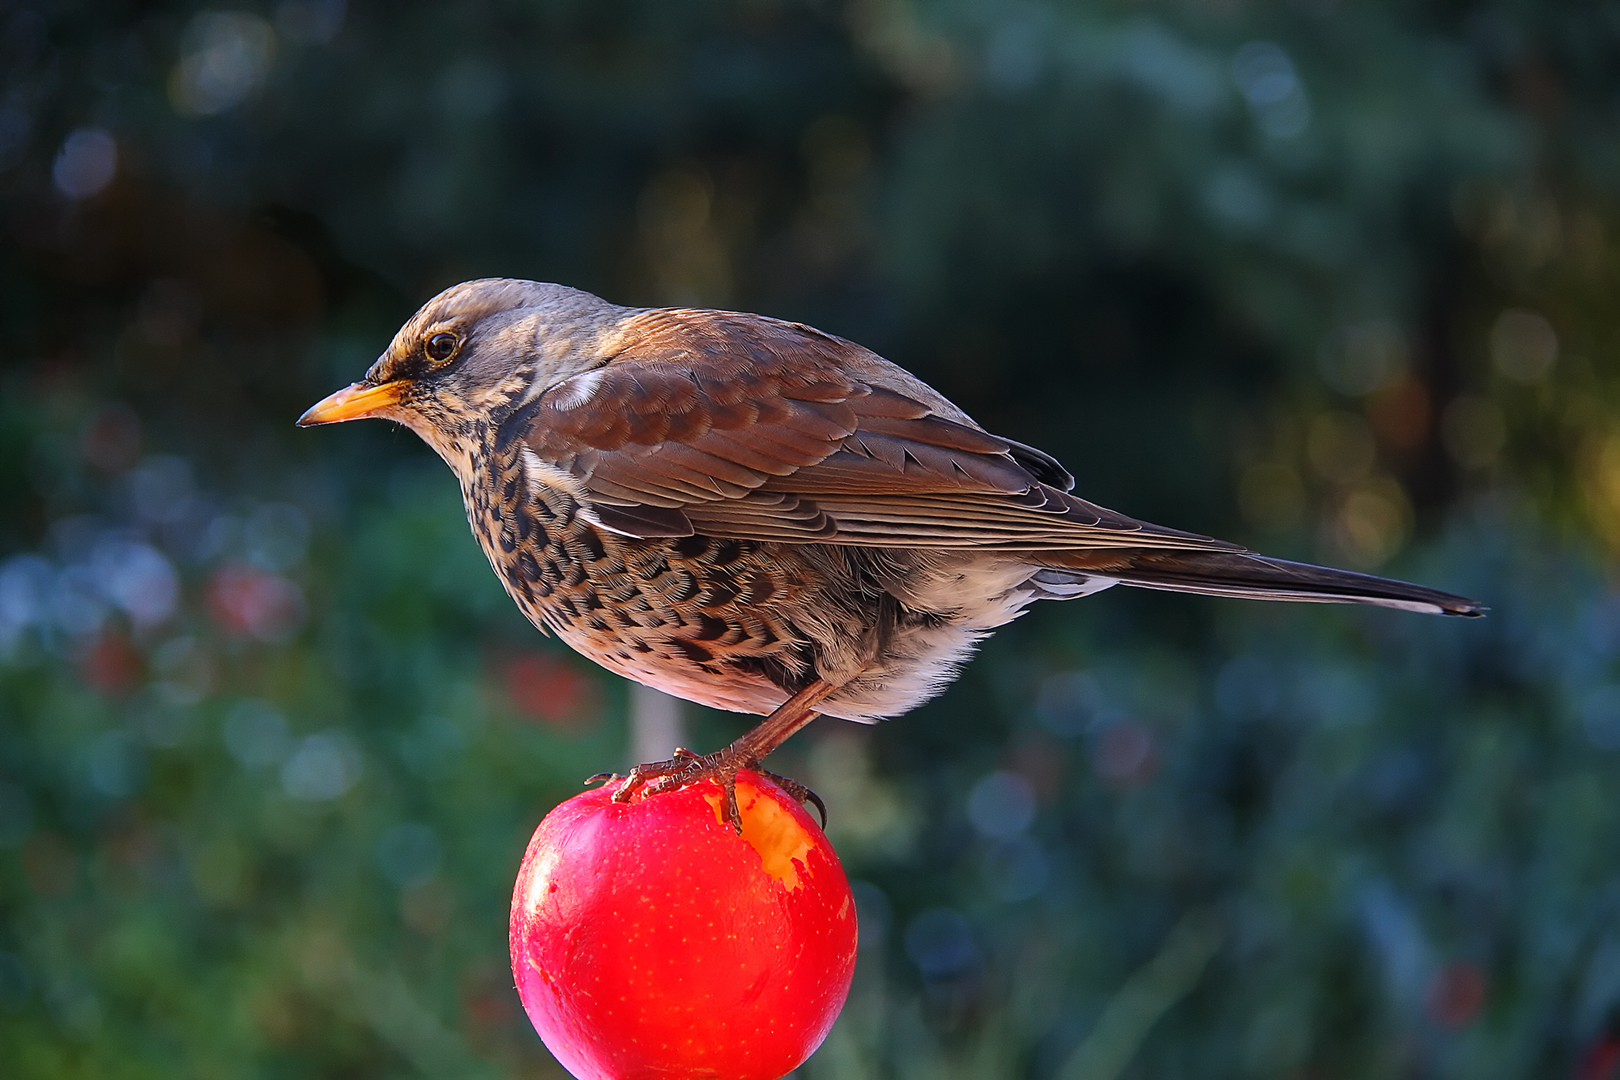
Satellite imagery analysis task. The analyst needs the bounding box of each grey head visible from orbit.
[298,278,630,461]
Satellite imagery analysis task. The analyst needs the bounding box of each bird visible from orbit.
[299,278,1482,827]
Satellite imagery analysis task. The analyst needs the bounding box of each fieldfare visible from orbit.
[300,279,1481,825]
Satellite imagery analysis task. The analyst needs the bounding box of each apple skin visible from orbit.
[510,770,858,1080]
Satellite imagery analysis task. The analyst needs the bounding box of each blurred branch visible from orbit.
[629,683,685,768]
[1056,908,1224,1080]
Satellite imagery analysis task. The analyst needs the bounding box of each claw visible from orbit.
[589,677,838,827]
[723,771,742,832]
[596,726,827,833]
[760,768,828,829]
[608,752,708,804]
[602,756,827,835]
[635,751,742,829]
[584,772,619,788]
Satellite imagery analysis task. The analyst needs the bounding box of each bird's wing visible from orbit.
[517,307,1237,552]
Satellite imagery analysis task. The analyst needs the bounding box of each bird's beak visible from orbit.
[296,379,411,426]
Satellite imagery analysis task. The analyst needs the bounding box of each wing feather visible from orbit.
[514,307,1234,553]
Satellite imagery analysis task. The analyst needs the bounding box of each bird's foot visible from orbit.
[755,768,827,830]
[585,747,825,833]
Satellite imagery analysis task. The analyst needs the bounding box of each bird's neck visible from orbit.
[393,402,486,488]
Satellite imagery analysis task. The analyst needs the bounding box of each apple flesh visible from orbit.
[510,770,858,1080]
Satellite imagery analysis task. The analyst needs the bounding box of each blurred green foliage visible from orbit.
[3,1,1620,1077]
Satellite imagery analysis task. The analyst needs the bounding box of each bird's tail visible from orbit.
[1033,548,1483,617]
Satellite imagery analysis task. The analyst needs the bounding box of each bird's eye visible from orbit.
[425,332,459,363]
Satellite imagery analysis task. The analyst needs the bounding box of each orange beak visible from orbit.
[296,380,411,426]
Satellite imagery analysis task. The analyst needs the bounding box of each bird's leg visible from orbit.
[599,678,839,831]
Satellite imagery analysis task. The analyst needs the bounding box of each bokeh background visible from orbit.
[3,1,1619,1077]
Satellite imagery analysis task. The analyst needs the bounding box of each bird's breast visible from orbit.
[461,443,820,713]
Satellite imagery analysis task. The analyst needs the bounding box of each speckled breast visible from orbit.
[461,442,819,716]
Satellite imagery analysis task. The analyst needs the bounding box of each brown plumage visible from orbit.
[300,279,1481,820]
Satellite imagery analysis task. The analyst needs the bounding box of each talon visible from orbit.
[722,771,743,834]
[641,775,682,798]
[642,752,716,798]
[584,772,618,788]
[760,768,827,829]
[803,789,827,830]
[599,739,825,834]
[610,751,712,804]
[611,770,647,804]
[610,764,653,803]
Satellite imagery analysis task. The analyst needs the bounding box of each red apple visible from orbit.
[510,770,858,1080]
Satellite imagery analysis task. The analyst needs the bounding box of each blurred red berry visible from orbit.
[1579,1038,1620,1080]
[1427,962,1486,1029]
[510,770,857,1080]
[208,564,303,641]
[80,403,143,473]
[78,630,142,695]
[500,652,598,729]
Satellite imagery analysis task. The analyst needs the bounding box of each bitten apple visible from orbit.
[510,770,858,1080]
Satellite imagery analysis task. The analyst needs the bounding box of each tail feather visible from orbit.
[1038,549,1484,617]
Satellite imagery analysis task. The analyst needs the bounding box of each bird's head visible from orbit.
[298,278,623,466]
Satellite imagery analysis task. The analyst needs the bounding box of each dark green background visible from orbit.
[3,1,1619,1077]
